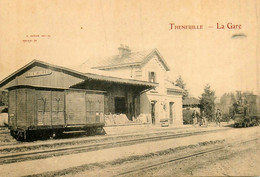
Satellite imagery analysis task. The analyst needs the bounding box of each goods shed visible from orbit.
[0,60,157,140]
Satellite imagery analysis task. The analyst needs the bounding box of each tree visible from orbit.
[175,75,189,99]
[0,91,8,106]
[219,92,235,113]
[199,84,216,121]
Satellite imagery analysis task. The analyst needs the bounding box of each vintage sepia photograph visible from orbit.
[0,0,259,176]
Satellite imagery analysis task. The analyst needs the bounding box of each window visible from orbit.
[148,72,156,83]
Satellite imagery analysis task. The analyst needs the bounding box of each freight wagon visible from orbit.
[8,85,105,141]
[0,60,157,141]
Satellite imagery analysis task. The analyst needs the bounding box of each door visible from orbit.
[169,102,174,124]
[151,101,156,124]
[16,89,27,127]
[8,90,16,128]
[51,91,65,125]
[65,90,86,125]
[36,90,51,126]
[115,97,126,114]
[86,93,104,124]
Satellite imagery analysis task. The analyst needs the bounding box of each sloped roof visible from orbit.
[87,48,170,71]
[183,97,200,106]
[165,80,183,92]
[77,65,134,80]
[0,60,158,89]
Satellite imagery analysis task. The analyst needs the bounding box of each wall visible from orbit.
[104,85,139,120]
[97,52,184,126]
[101,53,168,95]
[3,65,84,89]
[78,81,140,120]
[102,67,134,79]
[8,88,37,128]
[166,95,183,125]
[138,54,183,126]
[141,54,167,95]
[140,93,183,126]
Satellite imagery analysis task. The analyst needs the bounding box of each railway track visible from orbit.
[0,128,230,164]
[115,138,258,177]
[0,126,195,148]
[0,131,9,135]
[0,126,193,147]
[0,127,229,152]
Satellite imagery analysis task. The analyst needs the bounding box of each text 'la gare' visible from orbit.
[217,23,242,30]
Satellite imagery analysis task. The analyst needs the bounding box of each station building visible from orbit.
[0,46,183,126]
[81,45,184,126]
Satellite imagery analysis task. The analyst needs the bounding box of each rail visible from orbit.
[115,138,257,176]
[0,128,230,165]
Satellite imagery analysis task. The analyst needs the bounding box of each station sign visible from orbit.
[26,69,52,78]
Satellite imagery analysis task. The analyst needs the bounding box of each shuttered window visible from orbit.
[148,72,156,83]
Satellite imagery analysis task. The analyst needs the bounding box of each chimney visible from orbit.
[118,44,131,57]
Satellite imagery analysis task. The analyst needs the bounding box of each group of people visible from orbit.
[192,109,222,127]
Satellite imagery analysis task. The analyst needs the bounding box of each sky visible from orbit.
[0,0,259,98]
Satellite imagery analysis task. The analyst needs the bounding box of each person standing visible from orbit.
[201,110,208,127]
[215,109,222,127]
[192,110,199,126]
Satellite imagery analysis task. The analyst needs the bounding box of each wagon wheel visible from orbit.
[87,127,97,136]
[53,131,63,139]
[10,130,15,137]
[16,131,25,141]
[96,127,106,135]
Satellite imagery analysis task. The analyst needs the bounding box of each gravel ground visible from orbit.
[0,127,18,145]
[190,140,260,176]
[0,123,257,177]
[61,140,227,177]
[147,138,260,176]
[0,126,256,177]
[62,129,259,177]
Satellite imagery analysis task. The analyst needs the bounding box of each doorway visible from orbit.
[151,101,156,124]
[169,102,174,124]
[115,97,126,114]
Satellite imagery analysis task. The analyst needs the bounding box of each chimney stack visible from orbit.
[118,44,131,57]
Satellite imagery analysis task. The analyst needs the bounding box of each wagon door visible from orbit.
[36,90,51,126]
[86,92,104,124]
[51,91,65,126]
[16,89,27,127]
[8,89,16,128]
[65,90,86,125]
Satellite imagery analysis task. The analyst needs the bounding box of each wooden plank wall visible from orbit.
[8,90,16,128]
[10,65,84,89]
[9,88,106,129]
[26,88,35,126]
[51,91,65,125]
[65,90,86,125]
[85,93,104,124]
[16,89,27,127]
[36,90,52,126]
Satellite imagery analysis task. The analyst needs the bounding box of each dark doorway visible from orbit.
[169,102,174,124]
[115,97,126,114]
[151,101,156,124]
